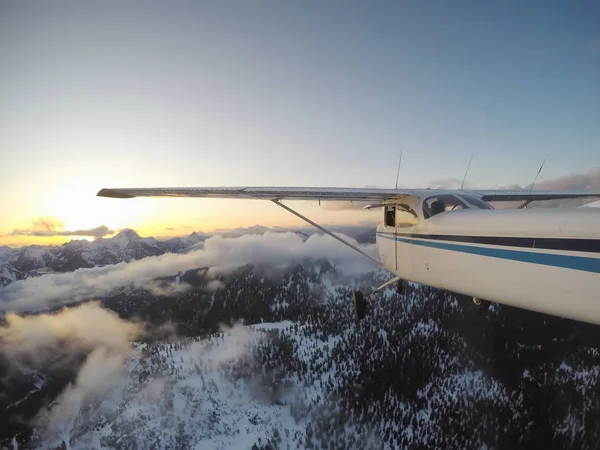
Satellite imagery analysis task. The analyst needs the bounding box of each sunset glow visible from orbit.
[1,2,598,247]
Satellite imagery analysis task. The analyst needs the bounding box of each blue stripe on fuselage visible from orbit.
[376,232,600,274]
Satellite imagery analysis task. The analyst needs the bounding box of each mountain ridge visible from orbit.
[0,225,376,287]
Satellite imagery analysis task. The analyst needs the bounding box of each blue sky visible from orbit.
[1,1,599,242]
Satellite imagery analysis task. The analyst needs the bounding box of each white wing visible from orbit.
[473,190,600,202]
[96,186,600,202]
[96,186,415,201]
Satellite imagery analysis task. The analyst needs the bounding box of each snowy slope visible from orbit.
[2,229,600,449]
[57,327,309,450]
[0,226,375,287]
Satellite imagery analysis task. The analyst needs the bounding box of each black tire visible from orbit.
[353,291,367,320]
[473,297,491,310]
[396,279,405,294]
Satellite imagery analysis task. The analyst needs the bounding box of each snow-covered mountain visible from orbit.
[0,225,376,289]
[0,230,171,282]
[0,247,23,288]
[54,229,168,271]
[1,226,599,449]
[160,231,207,253]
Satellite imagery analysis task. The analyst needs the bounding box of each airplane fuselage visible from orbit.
[96,184,600,325]
[377,201,600,325]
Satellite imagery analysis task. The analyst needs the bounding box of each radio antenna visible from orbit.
[394,150,403,189]
[527,158,546,194]
[460,154,473,190]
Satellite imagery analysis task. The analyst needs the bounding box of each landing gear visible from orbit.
[353,291,368,320]
[396,278,405,294]
[473,296,491,310]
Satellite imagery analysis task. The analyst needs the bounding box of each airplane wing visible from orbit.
[97,187,600,203]
[473,190,600,202]
[96,186,416,201]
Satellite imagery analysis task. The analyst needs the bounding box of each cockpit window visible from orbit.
[384,205,395,227]
[458,194,494,210]
[423,195,468,219]
[384,204,419,228]
[396,204,418,228]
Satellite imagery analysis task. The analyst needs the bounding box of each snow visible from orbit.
[559,361,573,372]
[3,239,599,449]
[252,321,294,331]
[22,247,46,260]
[43,323,325,449]
[111,233,131,250]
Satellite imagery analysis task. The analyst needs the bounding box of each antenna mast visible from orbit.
[527,158,546,194]
[460,154,473,190]
[519,159,547,209]
[394,150,403,189]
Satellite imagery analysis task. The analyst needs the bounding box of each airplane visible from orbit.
[97,186,600,325]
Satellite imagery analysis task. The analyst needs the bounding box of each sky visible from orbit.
[1,1,599,246]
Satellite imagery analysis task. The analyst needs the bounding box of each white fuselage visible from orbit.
[376,201,600,325]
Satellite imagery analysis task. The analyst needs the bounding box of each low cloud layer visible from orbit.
[11,217,115,238]
[1,301,142,362]
[0,302,266,446]
[532,167,600,190]
[0,232,379,313]
[429,178,473,189]
[38,346,130,446]
[0,302,145,445]
[429,167,600,207]
[521,167,600,207]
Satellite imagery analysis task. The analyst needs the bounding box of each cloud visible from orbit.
[206,279,225,292]
[0,302,142,362]
[0,232,379,313]
[531,167,600,191]
[193,322,263,369]
[32,217,65,232]
[499,167,600,208]
[0,303,145,446]
[427,166,600,207]
[144,280,192,296]
[33,320,264,446]
[428,178,473,189]
[12,218,116,238]
[37,346,130,446]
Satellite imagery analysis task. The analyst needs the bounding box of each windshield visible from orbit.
[423,195,469,219]
[457,194,494,210]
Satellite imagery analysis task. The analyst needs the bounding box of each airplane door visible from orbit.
[394,205,418,280]
[394,215,398,272]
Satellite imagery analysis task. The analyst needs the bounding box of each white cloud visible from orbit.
[10,216,116,238]
[37,347,130,446]
[0,232,379,313]
[206,279,225,292]
[0,302,141,361]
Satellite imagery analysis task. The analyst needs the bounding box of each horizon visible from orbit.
[0,220,381,249]
[1,1,599,246]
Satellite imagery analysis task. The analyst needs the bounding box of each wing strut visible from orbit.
[368,276,400,297]
[271,199,383,267]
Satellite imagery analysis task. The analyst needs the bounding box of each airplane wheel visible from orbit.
[473,297,491,310]
[353,291,368,320]
[396,279,405,294]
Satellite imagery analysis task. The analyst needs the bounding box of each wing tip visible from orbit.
[96,188,134,199]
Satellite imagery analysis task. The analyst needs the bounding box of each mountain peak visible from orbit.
[114,229,140,240]
[189,231,207,241]
[111,229,141,250]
